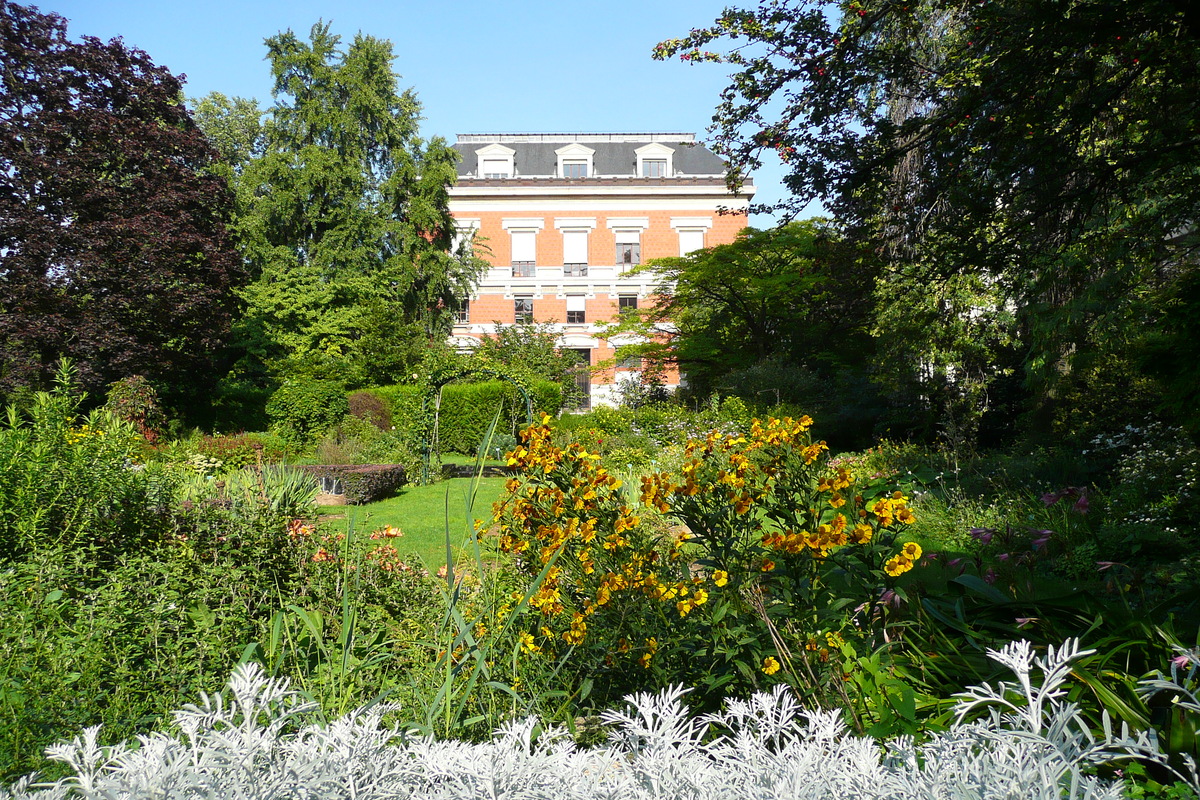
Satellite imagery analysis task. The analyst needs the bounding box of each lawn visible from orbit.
[317,475,509,569]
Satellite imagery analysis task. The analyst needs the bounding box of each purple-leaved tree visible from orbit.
[0,1,245,403]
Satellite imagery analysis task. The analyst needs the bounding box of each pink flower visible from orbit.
[1172,654,1193,670]
[969,527,995,544]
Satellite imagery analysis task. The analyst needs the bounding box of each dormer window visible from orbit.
[556,143,595,178]
[635,142,675,178]
[474,143,515,179]
[642,159,667,177]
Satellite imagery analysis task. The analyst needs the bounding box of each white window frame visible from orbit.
[635,142,675,178]
[503,218,544,275]
[566,294,587,325]
[607,217,649,269]
[514,295,535,324]
[554,217,596,275]
[474,143,516,178]
[671,216,714,256]
[555,143,595,179]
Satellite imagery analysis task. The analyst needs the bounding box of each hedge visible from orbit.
[295,464,406,505]
[367,380,563,456]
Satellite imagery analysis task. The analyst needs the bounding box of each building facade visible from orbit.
[447,133,753,407]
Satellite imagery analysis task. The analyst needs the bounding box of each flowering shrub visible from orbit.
[489,414,922,713]
[8,639,1194,800]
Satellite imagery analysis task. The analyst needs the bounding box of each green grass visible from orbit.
[317,476,508,568]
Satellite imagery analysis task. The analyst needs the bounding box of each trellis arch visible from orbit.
[417,359,535,484]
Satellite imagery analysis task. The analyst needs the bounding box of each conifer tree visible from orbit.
[231,22,484,383]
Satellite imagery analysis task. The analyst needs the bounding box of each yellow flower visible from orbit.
[762,656,782,675]
[519,632,541,654]
[850,524,874,544]
[884,554,913,577]
[901,541,923,560]
[691,588,709,606]
[761,559,776,572]
[711,570,729,587]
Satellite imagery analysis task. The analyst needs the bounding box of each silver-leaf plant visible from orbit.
[4,639,1197,800]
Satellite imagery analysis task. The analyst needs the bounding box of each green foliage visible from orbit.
[188,92,263,176]
[227,22,486,382]
[205,374,274,434]
[433,380,563,455]
[191,433,280,471]
[266,380,350,448]
[0,365,177,565]
[0,365,309,780]
[473,323,584,407]
[1136,265,1200,439]
[615,221,879,405]
[102,375,168,443]
[656,0,1200,442]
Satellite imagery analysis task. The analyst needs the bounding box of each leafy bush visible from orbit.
[176,465,319,522]
[1088,422,1200,564]
[102,375,167,443]
[8,640,1195,800]
[266,380,349,448]
[0,367,178,564]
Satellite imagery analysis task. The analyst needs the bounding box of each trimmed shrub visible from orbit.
[369,385,421,437]
[266,380,349,447]
[294,464,406,504]
[369,380,563,456]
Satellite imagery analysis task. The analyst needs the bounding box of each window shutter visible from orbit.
[613,229,640,245]
[678,229,705,255]
[562,229,589,264]
[511,230,536,262]
[567,295,586,312]
[482,158,509,177]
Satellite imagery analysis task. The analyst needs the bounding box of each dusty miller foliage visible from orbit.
[4,639,1196,799]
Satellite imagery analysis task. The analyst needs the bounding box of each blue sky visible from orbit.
[46,0,802,225]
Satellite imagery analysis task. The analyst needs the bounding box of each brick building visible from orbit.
[447,133,753,408]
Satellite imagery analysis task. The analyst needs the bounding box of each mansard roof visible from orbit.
[451,133,728,178]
